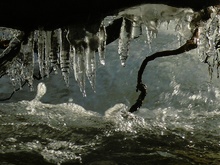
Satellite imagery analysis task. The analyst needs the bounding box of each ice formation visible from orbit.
[1,4,220,96]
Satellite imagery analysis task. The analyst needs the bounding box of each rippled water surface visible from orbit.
[1,23,220,165]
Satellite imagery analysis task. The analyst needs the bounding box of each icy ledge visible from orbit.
[1,4,220,96]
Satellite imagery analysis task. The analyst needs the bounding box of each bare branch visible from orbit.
[129,28,199,113]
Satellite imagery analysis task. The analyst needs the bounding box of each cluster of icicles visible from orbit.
[4,23,107,97]
[2,16,145,96]
[2,5,220,96]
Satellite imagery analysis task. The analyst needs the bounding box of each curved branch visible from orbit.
[129,28,199,113]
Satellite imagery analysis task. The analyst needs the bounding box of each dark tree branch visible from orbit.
[129,28,199,113]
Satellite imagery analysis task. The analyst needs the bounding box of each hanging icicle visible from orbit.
[84,35,96,92]
[130,16,142,39]
[44,31,52,77]
[74,44,86,97]
[36,29,46,78]
[57,28,70,86]
[66,26,87,96]
[145,21,158,51]
[49,30,59,73]
[118,17,132,66]
[20,32,35,90]
[97,21,107,65]
[69,45,76,78]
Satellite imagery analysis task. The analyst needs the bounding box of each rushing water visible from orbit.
[1,22,220,165]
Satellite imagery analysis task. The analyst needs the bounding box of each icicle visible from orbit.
[85,35,96,91]
[50,30,59,73]
[44,31,52,77]
[57,28,70,87]
[37,29,46,78]
[118,18,132,66]
[74,44,86,97]
[130,16,142,39]
[97,22,107,65]
[20,32,35,90]
[145,26,152,51]
[66,26,87,96]
[69,45,76,77]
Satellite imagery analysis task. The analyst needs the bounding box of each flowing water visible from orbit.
[1,8,220,165]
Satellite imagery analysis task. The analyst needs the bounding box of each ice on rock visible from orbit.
[118,18,132,66]
[197,7,220,77]
[206,11,219,56]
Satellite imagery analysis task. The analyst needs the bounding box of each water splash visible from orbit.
[33,82,47,101]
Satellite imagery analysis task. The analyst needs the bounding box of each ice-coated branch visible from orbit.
[129,28,199,113]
